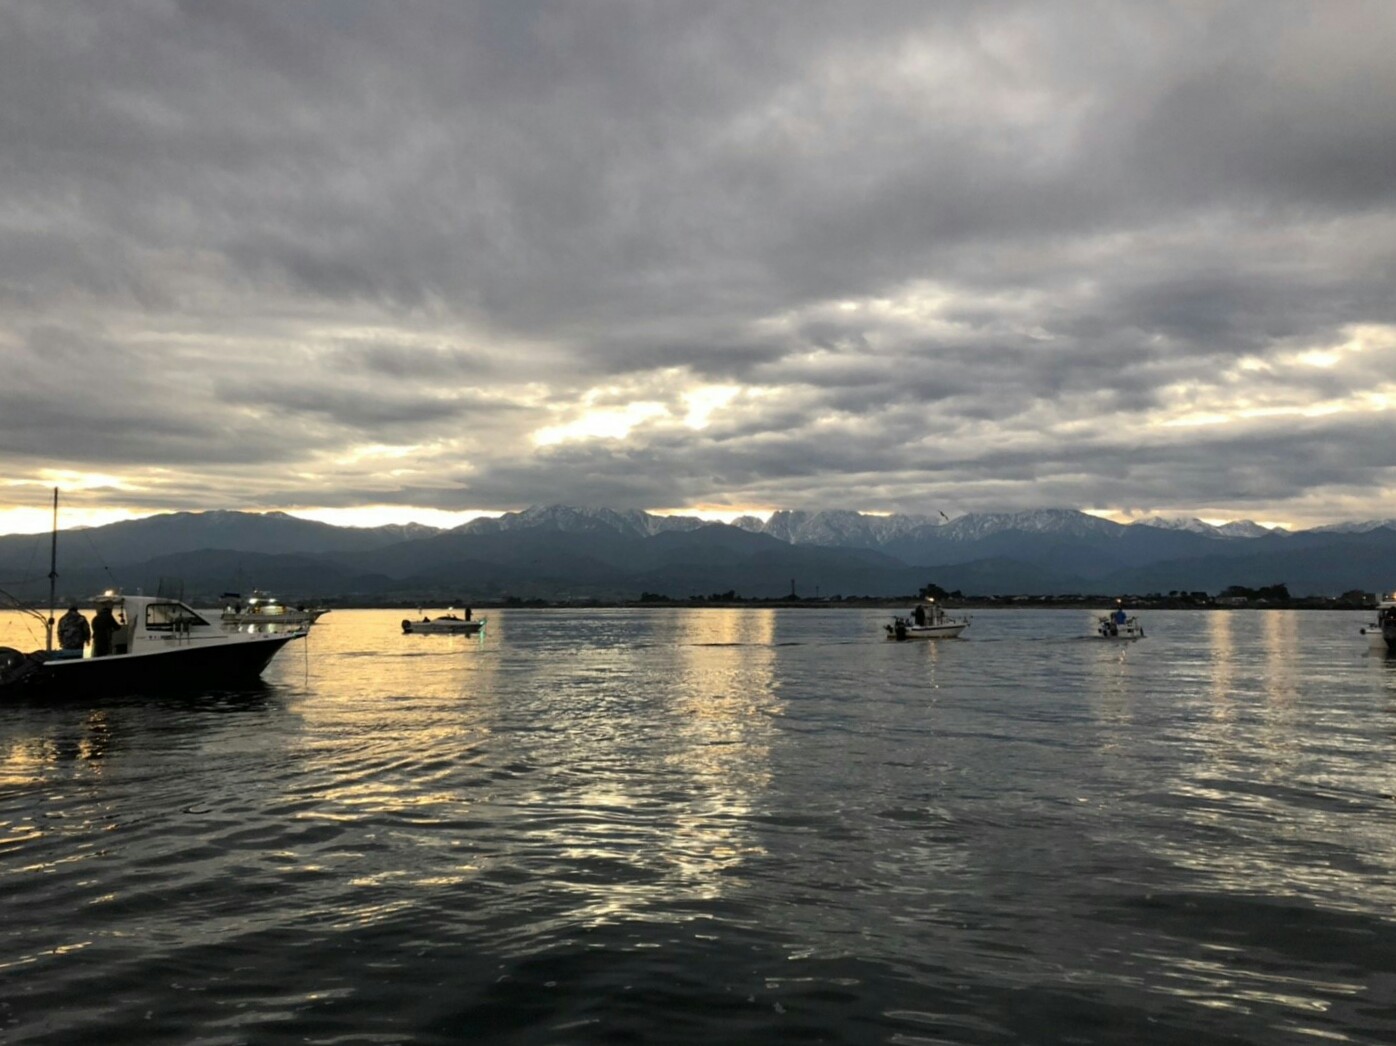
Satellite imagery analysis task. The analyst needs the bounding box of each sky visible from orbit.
[2,1,1395,536]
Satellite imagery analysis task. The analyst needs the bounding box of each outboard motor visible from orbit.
[0,647,45,689]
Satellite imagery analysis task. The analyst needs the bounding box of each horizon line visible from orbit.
[0,502,1354,540]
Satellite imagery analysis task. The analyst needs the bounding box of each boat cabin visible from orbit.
[86,592,222,657]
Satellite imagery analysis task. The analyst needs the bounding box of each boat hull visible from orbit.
[222,610,327,627]
[885,623,967,640]
[1096,615,1145,640]
[402,620,483,636]
[1,632,304,699]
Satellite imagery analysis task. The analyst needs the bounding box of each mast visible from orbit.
[46,487,58,652]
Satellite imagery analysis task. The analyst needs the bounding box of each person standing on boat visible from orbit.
[57,605,90,653]
[91,605,119,657]
[913,604,927,626]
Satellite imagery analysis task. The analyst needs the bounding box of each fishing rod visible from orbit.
[0,585,50,628]
[81,528,121,593]
[46,488,57,652]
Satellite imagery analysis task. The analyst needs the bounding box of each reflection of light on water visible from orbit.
[666,610,780,880]
[1207,611,1235,710]
[282,610,501,886]
[0,706,113,886]
[0,709,111,789]
[669,606,777,648]
[265,609,784,932]
[523,609,783,928]
[1254,611,1306,778]
[1140,609,1396,921]
[286,609,501,705]
[1084,611,1139,748]
[918,636,943,678]
[1260,610,1299,705]
[1138,949,1362,1016]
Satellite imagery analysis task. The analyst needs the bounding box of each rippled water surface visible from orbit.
[3,607,1396,1044]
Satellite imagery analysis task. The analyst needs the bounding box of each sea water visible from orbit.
[2,607,1394,1044]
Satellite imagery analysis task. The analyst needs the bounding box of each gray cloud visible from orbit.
[2,1,1394,529]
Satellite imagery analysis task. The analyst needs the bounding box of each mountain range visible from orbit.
[2,506,1394,604]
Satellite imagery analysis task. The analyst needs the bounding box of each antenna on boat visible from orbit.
[46,487,58,653]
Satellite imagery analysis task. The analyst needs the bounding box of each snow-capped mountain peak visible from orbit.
[1134,515,1220,535]
[458,505,707,538]
[1214,520,1278,539]
[1307,519,1396,535]
[938,508,1122,541]
[1134,516,1276,538]
[752,509,938,547]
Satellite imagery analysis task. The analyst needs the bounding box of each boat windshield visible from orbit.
[145,602,211,631]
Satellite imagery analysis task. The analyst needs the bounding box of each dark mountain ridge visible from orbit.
[2,506,1392,603]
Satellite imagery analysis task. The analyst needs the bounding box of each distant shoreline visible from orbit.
[5,596,1377,615]
[320,595,1374,612]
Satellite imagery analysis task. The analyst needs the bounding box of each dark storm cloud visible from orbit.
[213,378,484,428]
[0,324,303,467]
[1124,19,1396,211]
[1,1,1394,527]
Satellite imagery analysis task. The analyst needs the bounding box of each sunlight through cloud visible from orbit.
[533,403,669,447]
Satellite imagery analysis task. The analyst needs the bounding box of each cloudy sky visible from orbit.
[3,1,1394,535]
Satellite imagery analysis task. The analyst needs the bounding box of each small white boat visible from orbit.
[1,591,305,697]
[1096,608,1145,640]
[402,612,484,636]
[221,590,329,628]
[885,601,968,640]
[1360,592,1396,652]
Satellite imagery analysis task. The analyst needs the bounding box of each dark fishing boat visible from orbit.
[401,610,484,636]
[1,591,305,697]
[0,490,304,698]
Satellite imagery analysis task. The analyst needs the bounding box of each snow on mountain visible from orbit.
[1134,515,1222,535]
[757,510,939,547]
[442,504,1382,548]
[458,505,707,538]
[1214,520,1279,539]
[741,508,1300,546]
[454,506,945,547]
[643,514,711,535]
[937,509,1122,541]
[863,514,941,541]
[1134,516,1279,538]
[457,507,1144,546]
[1307,519,1396,535]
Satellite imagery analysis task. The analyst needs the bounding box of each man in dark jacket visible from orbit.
[91,605,120,657]
[57,605,90,652]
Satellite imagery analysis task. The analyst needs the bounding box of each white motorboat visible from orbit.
[1,591,305,697]
[402,611,484,636]
[1360,592,1396,652]
[221,590,329,628]
[885,601,968,640]
[1096,607,1145,640]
